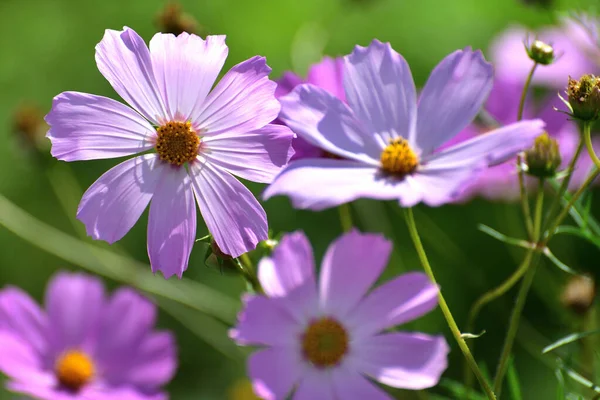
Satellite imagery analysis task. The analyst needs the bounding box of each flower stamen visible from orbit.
[55,350,95,391]
[301,317,349,368]
[155,121,200,166]
[380,137,418,175]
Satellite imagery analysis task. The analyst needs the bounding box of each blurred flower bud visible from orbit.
[155,2,200,35]
[228,378,260,400]
[526,39,555,65]
[561,275,596,315]
[524,133,561,178]
[12,102,47,150]
[563,74,600,121]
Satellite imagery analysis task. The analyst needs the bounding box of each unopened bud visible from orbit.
[561,275,596,315]
[155,2,200,35]
[526,39,555,65]
[12,103,47,150]
[524,133,561,178]
[565,74,600,121]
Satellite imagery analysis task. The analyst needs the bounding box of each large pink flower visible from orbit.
[231,230,449,399]
[45,27,294,278]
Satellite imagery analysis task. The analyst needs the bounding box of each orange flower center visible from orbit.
[301,317,349,368]
[380,137,418,175]
[155,121,200,166]
[55,350,95,391]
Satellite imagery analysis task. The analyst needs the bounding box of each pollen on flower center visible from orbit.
[55,350,95,391]
[155,121,200,166]
[380,137,418,175]
[301,317,349,368]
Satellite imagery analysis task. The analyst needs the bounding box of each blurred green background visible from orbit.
[1,0,599,398]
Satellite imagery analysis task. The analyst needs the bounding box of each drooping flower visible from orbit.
[264,40,545,210]
[275,57,345,161]
[45,27,294,278]
[0,272,176,400]
[230,230,449,400]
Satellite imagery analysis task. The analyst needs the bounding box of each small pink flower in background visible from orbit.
[45,27,295,278]
[275,57,345,161]
[0,272,176,400]
[230,230,449,400]
[264,40,545,210]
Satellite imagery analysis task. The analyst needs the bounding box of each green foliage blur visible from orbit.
[0,0,599,398]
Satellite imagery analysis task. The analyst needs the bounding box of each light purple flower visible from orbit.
[230,230,449,400]
[275,57,346,161]
[264,40,545,210]
[45,27,295,277]
[0,272,176,400]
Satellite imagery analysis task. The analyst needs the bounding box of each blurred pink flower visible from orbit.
[231,230,449,399]
[45,27,294,277]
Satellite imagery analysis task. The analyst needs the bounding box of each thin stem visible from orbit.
[542,135,585,233]
[403,208,496,400]
[493,179,544,397]
[338,203,353,232]
[517,63,537,121]
[235,258,263,294]
[585,121,600,169]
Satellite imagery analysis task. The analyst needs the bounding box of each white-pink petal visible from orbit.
[248,346,305,400]
[77,154,163,244]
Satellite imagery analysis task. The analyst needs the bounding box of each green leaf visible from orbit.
[555,366,565,400]
[439,379,488,400]
[478,224,531,249]
[461,330,487,340]
[507,357,523,400]
[543,248,580,276]
[543,329,600,354]
[554,225,600,250]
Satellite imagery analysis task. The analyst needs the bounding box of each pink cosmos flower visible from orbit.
[230,230,449,399]
[275,57,345,161]
[264,40,545,210]
[0,272,176,400]
[45,27,294,278]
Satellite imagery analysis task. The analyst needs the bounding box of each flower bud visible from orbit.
[210,238,232,261]
[565,74,600,121]
[524,133,561,178]
[561,275,596,315]
[12,103,47,150]
[155,2,200,35]
[526,39,555,65]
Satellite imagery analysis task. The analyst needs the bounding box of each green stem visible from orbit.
[338,203,353,232]
[517,63,537,121]
[493,179,544,397]
[542,135,585,233]
[235,257,263,294]
[584,121,600,170]
[403,208,496,400]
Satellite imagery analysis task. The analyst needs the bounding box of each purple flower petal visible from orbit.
[293,369,335,400]
[0,287,48,357]
[147,165,196,279]
[416,48,493,155]
[263,159,417,211]
[346,272,439,339]
[45,92,156,161]
[190,161,267,258]
[8,382,167,400]
[258,231,318,321]
[122,331,177,390]
[248,346,304,400]
[354,332,449,390]
[77,154,163,244]
[230,294,300,346]
[95,27,167,125]
[149,33,228,122]
[193,56,279,135]
[275,71,303,98]
[424,119,545,168]
[344,40,417,146]
[203,123,295,183]
[331,364,393,400]
[0,332,54,386]
[279,84,382,164]
[307,56,346,102]
[319,230,392,319]
[45,272,105,356]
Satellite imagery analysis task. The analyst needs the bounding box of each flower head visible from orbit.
[230,230,449,399]
[564,74,600,121]
[264,40,544,210]
[525,39,556,65]
[45,27,294,277]
[524,132,562,178]
[0,272,176,399]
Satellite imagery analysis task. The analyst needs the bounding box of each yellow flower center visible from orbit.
[155,121,200,166]
[380,137,418,175]
[301,317,349,368]
[55,350,95,391]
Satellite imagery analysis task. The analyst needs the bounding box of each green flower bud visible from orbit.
[565,74,600,121]
[524,133,561,178]
[526,39,555,65]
